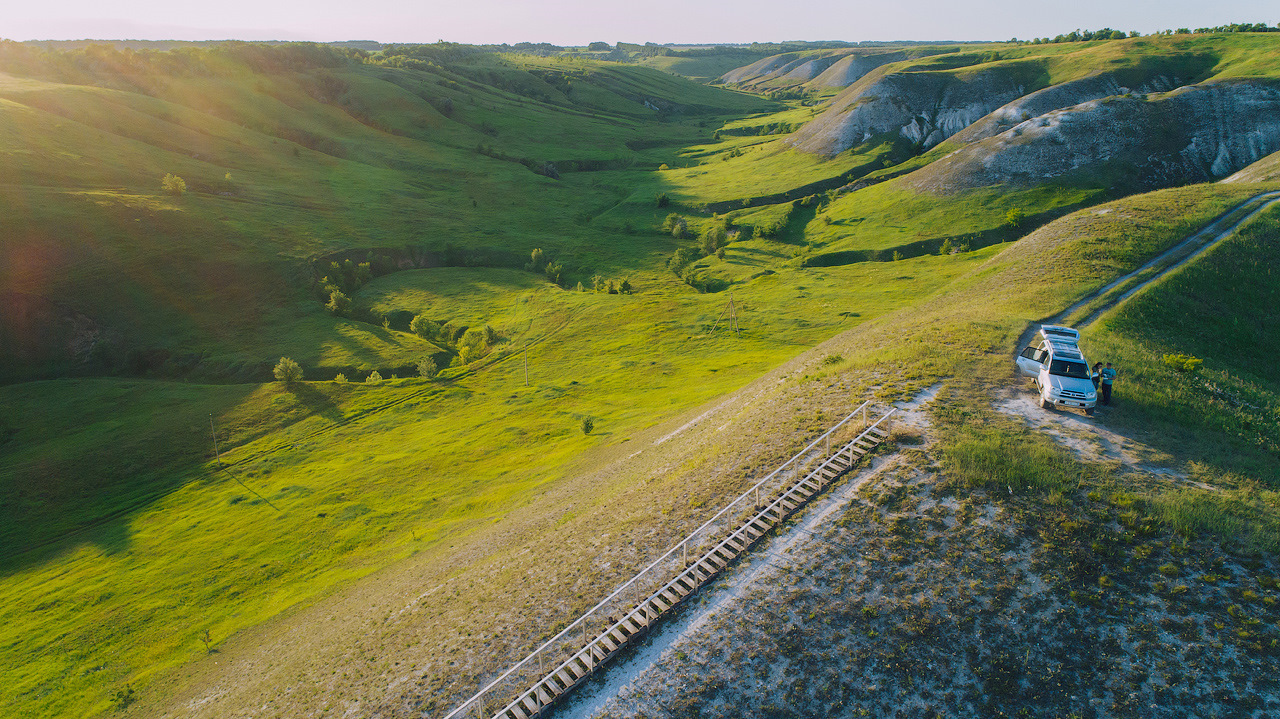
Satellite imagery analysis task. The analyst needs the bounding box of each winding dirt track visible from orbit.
[1016,189,1280,351]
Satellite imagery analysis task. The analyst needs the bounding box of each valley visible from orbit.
[1,33,1279,719]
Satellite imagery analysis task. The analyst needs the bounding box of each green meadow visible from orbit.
[3,35,1280,718]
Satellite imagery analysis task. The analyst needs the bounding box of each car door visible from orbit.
[1016,345,1046,378]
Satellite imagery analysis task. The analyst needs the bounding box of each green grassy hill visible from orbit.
[2,34,1280,719]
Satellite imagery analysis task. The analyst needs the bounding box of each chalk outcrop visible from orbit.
[786,70,1028,156]
[906,80,1280,194]
[720,50,905,90]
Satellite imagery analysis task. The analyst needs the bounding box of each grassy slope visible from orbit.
[1080,205,1280,548]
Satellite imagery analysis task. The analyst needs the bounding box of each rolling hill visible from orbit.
[2,32,1279,719]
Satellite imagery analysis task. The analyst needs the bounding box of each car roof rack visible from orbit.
[1040,324,1080,342]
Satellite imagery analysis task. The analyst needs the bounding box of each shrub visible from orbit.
[333,372,348,383]
[459,327,489,360]
[482,325,499,345]
[575,281,585,292]
[326,290,352,316]
[417,357,437,378]
[619,278,633,294]
[671,218,688,240]
[365,370,383,383]
[658,163,670,171]
[161,173,186,196]
[544,261,565,287]
[1163,354,1204,372]
[410,314,439,340]
[526,247,546,272]
[581,417,594,434]
[273,357,303,383]
[656,192,669,207]
[892,250,903,261]
[1005,207,1026,229]
[939,238,953,255]
[668,246,700,274]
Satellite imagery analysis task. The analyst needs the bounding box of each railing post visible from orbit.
[682,540,688,567]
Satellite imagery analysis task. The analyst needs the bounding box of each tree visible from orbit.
[544,261,565,287]
[326,290,352,316]
[527,247,546,272]
[274,357,303,383]
[581,417,594,434]
[365,370,383,383]
[619,278,632,294]
[417,356,437,378]
[1005,207,1026,229]
[333,372,348,383]
[459,327,489,360]
[588,41,611,51]
[161,173,187,196]
[410,314,439,340]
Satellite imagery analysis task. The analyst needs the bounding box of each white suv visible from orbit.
[1016,325,1097,415]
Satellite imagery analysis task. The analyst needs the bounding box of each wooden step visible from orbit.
[596,632,618,653]
[508,701,530,719]
[608,627,628,644]
[537,684,556,705]
[723,535,745,552]
[779,497,798,511]
[520,694,541,715]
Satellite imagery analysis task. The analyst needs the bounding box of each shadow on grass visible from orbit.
[0,380,276,576]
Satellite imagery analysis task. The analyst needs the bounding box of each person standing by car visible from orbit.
[1091,362,1103,390]
[1100,362,1117,405]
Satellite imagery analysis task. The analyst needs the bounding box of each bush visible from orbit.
[656,192,669,207]
[619,278,632,294]
[161,173,186,196]
[416,357,437,378]
[365,370,382,383]
[1163,353,1204,372]
[273,357,303,383]
[1005,207,1026,229]
[326,290,352,316]
[581,417,594,434]
[410,314,439,340]
[526,247,546,272]
[333,372,347,383]
[668,246,700,274]
[544,261,565,287]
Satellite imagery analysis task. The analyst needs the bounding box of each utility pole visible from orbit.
[210,414,222,468]
[709,293,741,337]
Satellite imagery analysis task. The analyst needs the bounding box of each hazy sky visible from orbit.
[4,0,1277,44]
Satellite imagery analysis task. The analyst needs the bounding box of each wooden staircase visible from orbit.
[444,405,897,719]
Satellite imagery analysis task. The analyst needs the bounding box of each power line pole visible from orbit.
[710,294,741,337]
[210,414,222,468]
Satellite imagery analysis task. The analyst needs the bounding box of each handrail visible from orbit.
[494,406,899,718]
[443,400,873,719]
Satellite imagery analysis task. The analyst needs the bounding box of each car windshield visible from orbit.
[1049,360,1090,379]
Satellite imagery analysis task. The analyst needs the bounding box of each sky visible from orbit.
[3,0,1277,45]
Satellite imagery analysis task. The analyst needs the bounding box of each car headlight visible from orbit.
[1086,392,1096,399]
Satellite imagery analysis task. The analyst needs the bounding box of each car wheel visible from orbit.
[1039,396,1052,410]
[1085,407,1095,416]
